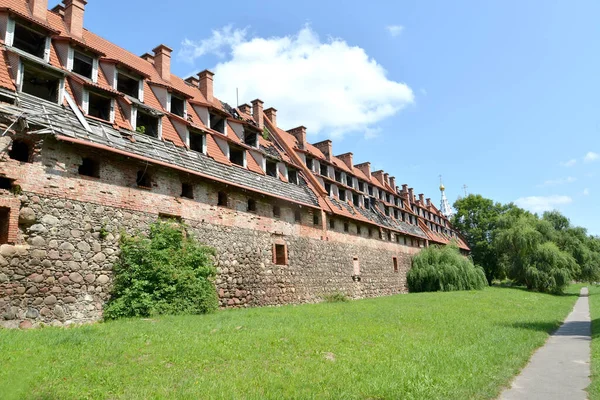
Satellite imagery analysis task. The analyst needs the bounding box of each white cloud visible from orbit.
[515,195,573,213]
[537,176,577,187]
[179,25,247,61]
[178,25,414,137]
[560,159,577,167]
[364,127,382,140]
[584,152,599,163]
[386,25,404,37]
[583,188,590,196]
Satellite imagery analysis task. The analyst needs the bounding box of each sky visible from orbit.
[60,0,600,234]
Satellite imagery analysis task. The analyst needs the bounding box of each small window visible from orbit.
[288,169,299,185]
[189,131,205,153]
[170,95,185,117]
[394,209,399,219]
[230,147,245,167]
[344,222,349,232]
[346,175,353,187]
[88,92,112,121]
[244,129,258,147]
[357,226,361,235]
[339,190,346,202]
[73,51,94,79]
[13,24,46,59]
[209,113,225,133]
[305,157,313,170]
[329,218,335,230]
[368,228,373,237]
[334,170,342,183]
[136,110,159,137]
[274,243,287,265]
[247,198,257,212]
[0,178,12,190]
[78,157,99,178]
[353,193,360,207]
[217,191,228,206]
[364,197,370,209]
[273,205,281,218]
[393,257,398,273]
[385,207,390,216]
[396,235,401,243]
[21,64,60,102]
[294,210,301,222]
[313,213,320,226]
[324,183,331,196]
[358,181,364,192]
[181,183,193,199]
[320,163,328,177]
[136,170,151,188]
[0,207,10,244]
[353,257,360,277]
[117,72,140,98]
[368,186,373,196]
[266,160,277,177]
[8,140,31,162]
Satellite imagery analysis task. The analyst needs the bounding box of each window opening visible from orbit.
[0,207,9,244]
[393,257,398,273]
[189,131,204,153]
[0,178,12,190]
[78,157,99,178]
[368,228,373,237]
[247,198,257,212]
[388,232,393,241]
[320,163,328,177]
[8,140,31,162]
[244,129,258,147]
[339,190,346,202]
[313,213,320,226]
[266,160,277,177]
[358,181,365,192]
[170,95,185,117]
[352,256,361,279]
[344,222,349,232]
[368,186,373,196]
[364,197,370,209]
[273,205,281,218]
[288,169,299,185]
[305,157,313,170]
[88,92,111,121]
[357,225,361,235]
[73,51,93,79]
[21,64,60,102]
[217,191,227,206]
[353,193,360,207]
[229,146,245,167]
[274,244,286,265]
[294,210,301,222]
[13,24,46,58]
[117,72,139,98]
[324,183,331,196]
[136,110,159,137]
[136,170,151,188]
[346,175,353,187]
[329,218,335,230]
[209,113,225,133]
[334,170,342,182]
[181,183,193,199]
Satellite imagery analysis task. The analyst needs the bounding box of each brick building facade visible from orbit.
[0,0,468,327]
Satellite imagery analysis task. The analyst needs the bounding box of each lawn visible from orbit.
[587,285,600,399]
[0,287,580,400]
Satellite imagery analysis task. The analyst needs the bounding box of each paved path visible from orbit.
[499,287,591,400]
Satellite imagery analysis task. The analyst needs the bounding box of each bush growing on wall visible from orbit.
[407,245,487,292]
[104,220,218,320]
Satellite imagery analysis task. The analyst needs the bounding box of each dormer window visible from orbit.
[189,130,205,154]
[346,175,353,187]
[368,186,373,196]
[135,109,160,137]
[244,129,258,148]
[324,182,331,196]
[86,91,113,122]
[266,160,277,177]
[320,163,328,177]
[353,193,360,207]
[117,71,141,99]
[170,94,185,117]
[229,145,245,167]
[339,190,346,202]
[288,169,299,185]
[334,170,342,183]
[11,22,48,60]
[305,157,314,170]
[209,112,225,134]
[72,50,94,80]
[20,63,62,103]
[358,181,365,192]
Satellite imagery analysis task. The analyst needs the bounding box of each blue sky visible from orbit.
[64,0,600,234]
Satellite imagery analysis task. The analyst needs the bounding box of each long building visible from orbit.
[0,0,468,327]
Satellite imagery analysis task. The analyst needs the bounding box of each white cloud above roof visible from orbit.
[386,25,404,37]
[515,195,572,214]
[584,151,599,163]
[178,25,414,137]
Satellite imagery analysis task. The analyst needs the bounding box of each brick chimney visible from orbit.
[390,176,396,189]
[264,107,277,127]
[426,198,431,207]
[251,99,263,130]
[372,170,385,184]
[408,188,414,202]
[419,193,424,204]
[185,76,199,87]
[63,0,86,38]
[401,184,408,195]
[140,53,154,63]
[30,0,48,21]
[152,44,172,81]
[238,103,251,116]
[287,126,306,149]
[355,162,371,179]
[384,173,389,186]
[313,140,332,161]
[337,152,353,169]
[198,70,214,103]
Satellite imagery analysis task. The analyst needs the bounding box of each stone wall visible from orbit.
[0,135,419,328]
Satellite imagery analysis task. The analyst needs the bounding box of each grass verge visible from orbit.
[587,285,600,399]
[0,286,579,399]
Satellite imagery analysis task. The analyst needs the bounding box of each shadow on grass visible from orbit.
[503,320,592,339]
[491,284,582,297]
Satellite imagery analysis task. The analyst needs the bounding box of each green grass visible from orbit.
[0,287,580,400]
[587,285,600,399]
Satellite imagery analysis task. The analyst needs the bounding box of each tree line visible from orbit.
[451,194,600,293]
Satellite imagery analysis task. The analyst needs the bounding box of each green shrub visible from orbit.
[407,245,487,292]
[104,220,218,320]
[323,291,350,303]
